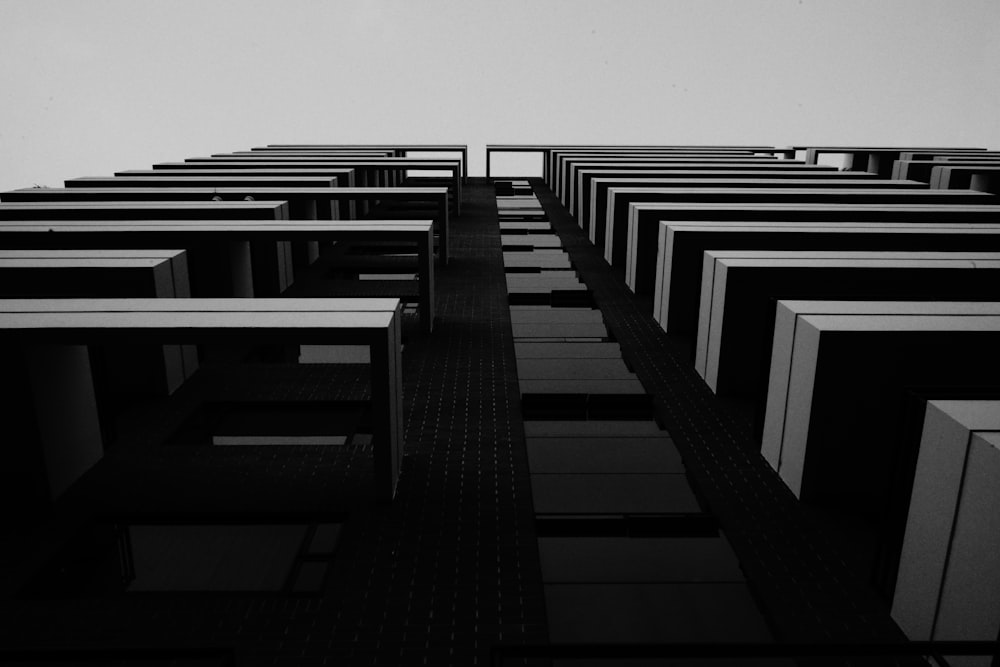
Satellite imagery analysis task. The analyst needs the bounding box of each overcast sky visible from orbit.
[1,0,998,188]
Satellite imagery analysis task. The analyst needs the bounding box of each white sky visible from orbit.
[1,0,998,188]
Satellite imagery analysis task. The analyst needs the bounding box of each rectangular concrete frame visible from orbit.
[237,148,462,189]
[616,192,997,291]
[931,165,1000,192]
[0,200,295,294]
[892,158,1000,188]
[165,157,446,202]
[625,202,1000,297]
[556,159,818,212]
[0,221,435,333]
[932,430,1000,663]
[556,156,785,207]
[652,221,1000,333]
[3,186,450,265]
[897,151,1000,161]
[615,191,999,270]
[695,251,1000,396]
[568,161,836,214]
[864,150,993,178]
[7,186,325,271]
[604,184,971,263]
[574,163,847,215]
[575,166,850,231]
[241,152,396,158]
[548,148,772,194]
[68,175,343,188]
[139,162,418,218]
[0,200,290,220]
[892,150,1000,174]
[547,145,771,166]
[794,146,986,177]
[65,176,347,266]
[66,176,344,221]
[204,154,460,213]
[551,150,769,202]
[0,248,191,296]
[260,144,469,182]
[113,168,357,216]
[557,153,764,194]
[760,301,1000,499]
[543,146,776,188]
[0,298,405,502]
[0,249,198,395]
[166,158,463,214]
[892,157,1000,183]
[892,400,1000,655]
[483,144,782,180]
[581,173,903,241]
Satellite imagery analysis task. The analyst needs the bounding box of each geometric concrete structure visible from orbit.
[1,186,451,263]
[581,174,919,242]
[0,249,197,397]
[792,146,988,177]
[694,251,1000,397]
[111,168,358,215]
[572,163,850,216]
[652,221,1000,335]
[892,400,1000,660]
[604,186,991,265]
[608,188,997,278]
[0,298,404,504]
[256,144,470,183]
[558,157,796,207]
[894,160,1000,184]
[0,220,436,331]
[761,300,1000,501]
[166,157,464,214]
[0,249,190,298]
[0,200,290,220]
[576,169,875,233]
[552,151,781,200]
[485,143,788,180]
[9,140,1000,664]
[931,164,1000,193]
[626,202,1000,295]
[567,161,844,221]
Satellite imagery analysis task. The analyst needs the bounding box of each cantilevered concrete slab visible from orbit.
[623,202,1000,296]
[931,164,1000,193]
[792,146,986,177]
[168,158,463,213]
[578,172,897,235]
[0,298,405,504]
[0,221,435,332]
[761,300,1000,502]
[3,186,451,264]
[0,249,196,398]
[557,156,788,205]
[695,251,1000,398]
[609,189,995,286]
[261,144,469,182]
[0,200,289,220]
[893,400,1000,650]
[553,151,775,201]
[894,159,1000,184]
[589,177,927,246]
[555,160,832,212]
[652,222,1000,335]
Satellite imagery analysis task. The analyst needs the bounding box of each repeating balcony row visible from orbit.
[0,145,468,518]
[509,144,1000,658]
